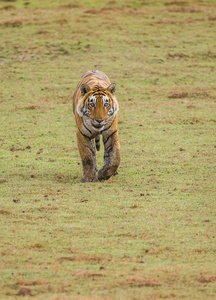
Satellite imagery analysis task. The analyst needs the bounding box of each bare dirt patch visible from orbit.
[0,20,22,27]
[168,88,213,99]
[167,53,189,60]
[73,270,105,278]
[0,0,16,2]
[127,276,162,287]
[197,275,216,283]
[0,208,13,215]
[168,92,189,99]
[16,286,32,296]
[58,254,107,263]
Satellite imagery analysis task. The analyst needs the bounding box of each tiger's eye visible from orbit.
[89,101,95,108]
[104,101,109,108]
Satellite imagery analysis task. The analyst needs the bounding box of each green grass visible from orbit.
[0,0,216,299]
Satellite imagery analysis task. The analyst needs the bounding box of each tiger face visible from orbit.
[76,83,118,132]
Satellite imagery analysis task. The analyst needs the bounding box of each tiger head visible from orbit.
[76,83,119,131]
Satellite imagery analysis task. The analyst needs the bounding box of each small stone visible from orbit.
[13,199,20,203]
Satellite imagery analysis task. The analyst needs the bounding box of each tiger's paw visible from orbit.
[98,170,110,182]
[80,176,98,183]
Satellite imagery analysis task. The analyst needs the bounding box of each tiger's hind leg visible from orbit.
[95,135,100,151]
[98,130,120,181]
[92,139,98,172]
[94,136,100,172]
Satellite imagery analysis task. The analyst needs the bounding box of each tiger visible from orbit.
[73,70,120,182]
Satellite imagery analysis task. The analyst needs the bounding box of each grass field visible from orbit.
[0,0,216,299]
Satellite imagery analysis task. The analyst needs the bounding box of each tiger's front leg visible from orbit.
[76,130,98,182]
[98,130,120,181]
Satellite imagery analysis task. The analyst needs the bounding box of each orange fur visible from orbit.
[73,70,120,182]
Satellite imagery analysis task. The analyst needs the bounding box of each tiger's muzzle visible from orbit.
[92,119,105,130]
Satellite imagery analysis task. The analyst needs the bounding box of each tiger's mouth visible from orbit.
[92,123,104,130]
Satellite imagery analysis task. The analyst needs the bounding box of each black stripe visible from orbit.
[101,118,115,133]
[84,97,89,106]
[78,126,91,140]
[82,96,89,113]
[92,87,106,93]
[92,93,106,97]
[95,136,100,142]
[104,130,117,145]
[84,72,92,78]
[95,136,100,151]
[87,145,95,156]
[86,78,95,85]
[106,145,113,153]
[81,118,92,135]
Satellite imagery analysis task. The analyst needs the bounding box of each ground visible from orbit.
[0,0,216,299]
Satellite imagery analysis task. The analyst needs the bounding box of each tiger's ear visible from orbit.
[80,84,90,96]
[108,83,116,95]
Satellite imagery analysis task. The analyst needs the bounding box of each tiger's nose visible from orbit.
[95,119,103,124]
